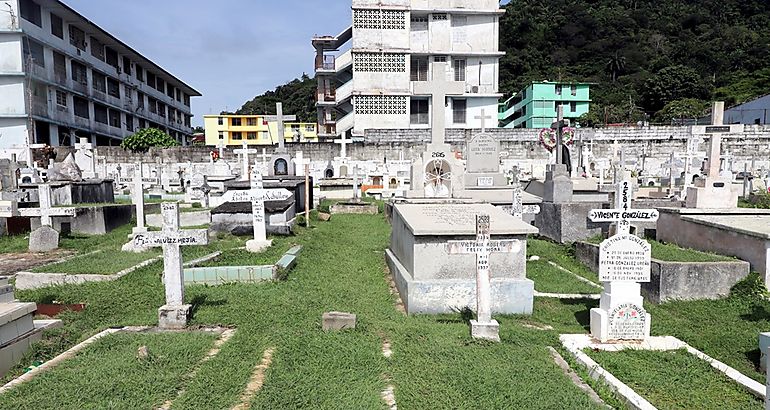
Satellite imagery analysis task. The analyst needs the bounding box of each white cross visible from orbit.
[0,200,18,218]
[128,162,157,233]
[17,184,76,226]
[264,103,296,151]
[293,151,310,177]
[446,214,522,341]
[334,134,351,159]
[132,203,209,309]
[260,148,270,166]
[511,183,540,219]
[588,180,659,234]
[234,141,258,182]
[217,140,226,158]
[413,62,465,146]
[352,165,361,202]
[474,109,493,133]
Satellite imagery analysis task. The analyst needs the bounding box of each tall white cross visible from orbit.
[510,171,541,220]
[131,162,151,235]
[334,133,351,159]
[446,214,522,342]
[474,109,493,133]
[217,140,226,158]
[234,141,258,182]
[17,184,75,226]
[413,62,465,146]
[264,103,296,151]
[293,151,310,177]
[705,102,726,179]
[132,203,209,328]
[352,165,361,202]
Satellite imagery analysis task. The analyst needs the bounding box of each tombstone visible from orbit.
[686,102,741,209]
[121,163,158,250]
[446,214,522,342]
[542,106,573,203]
[18,184,77,252]
[233,141,258,182]
[131,203,209,329]
[588,181,659,342]
[409,62,466,198]
[325,168,334,179]
[463,109,508,190]
[74,137,96,179]
[510,174,541,220]
[186,173,211,208]
[268,102,298,177]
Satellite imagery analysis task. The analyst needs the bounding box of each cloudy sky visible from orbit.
[62,1,508,127]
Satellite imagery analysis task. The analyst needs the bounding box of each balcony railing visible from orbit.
[315,55,336,71]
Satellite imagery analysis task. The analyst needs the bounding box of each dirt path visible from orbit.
[0,251,73,275]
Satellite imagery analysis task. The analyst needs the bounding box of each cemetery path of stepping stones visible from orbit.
[0,212,767,409]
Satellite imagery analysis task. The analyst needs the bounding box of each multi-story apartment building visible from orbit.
[313,0,504,140]
[0,0,200,155]
[499,81,592,129]
[203,115,318,147]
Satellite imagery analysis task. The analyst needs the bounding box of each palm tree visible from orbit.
[606,52,627,83]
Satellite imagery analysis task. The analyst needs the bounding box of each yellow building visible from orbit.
[203,114,318,146]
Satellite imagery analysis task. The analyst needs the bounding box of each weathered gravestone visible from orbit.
[588,181,658,342]
[74,137,96,179]
[132,203,209,329]
[447,214,522,342]
[464,110,506,189]
[510,169,541,220]
[185,173,211,208]
[18,184,76,252]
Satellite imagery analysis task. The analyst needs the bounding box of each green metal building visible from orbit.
[498,82,592,128]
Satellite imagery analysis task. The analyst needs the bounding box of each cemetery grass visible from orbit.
[585,235,734,263]
[588,349,764,409]
[528,239,601,286]
[3,216,606,409]
[527,260,600,294]
[0,331,218,409]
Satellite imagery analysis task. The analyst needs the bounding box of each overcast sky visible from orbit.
[62,1,508,127]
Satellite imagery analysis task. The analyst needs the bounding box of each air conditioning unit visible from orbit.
[471,86,479,93]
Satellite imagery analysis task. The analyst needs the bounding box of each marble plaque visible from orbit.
[467,133,500,173]
[608,303,647,340]
[599,234,651,282]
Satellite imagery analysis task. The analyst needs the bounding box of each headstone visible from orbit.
[17,184,76,246]
[186,173,211,208]
[28,225,60,253]
[446,214,522,342]
[466,111,499,174]
[322,312,357,331]
[511,180,540,220]
[234,141,258,182]
[74,138,96,179]
[245,169,272,253]
[131,203,209,329]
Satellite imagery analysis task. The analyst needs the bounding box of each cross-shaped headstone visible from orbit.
[129,162,155,235]
[131,202,209,329]
[413,62,465,147]
[551,105,568,166]
[260,148,270,167]
[293,151,310,177]
[234,141,258,182]
[352,166,361,202]
[216,140,226,158]
[334,134,351,160]
[588,180,659,235]
[474,109,493,133]
[511,181,541,219]
[446,214,522,342]
[264,103,297,152]
[18,184,76,226]
[705,102,726,179]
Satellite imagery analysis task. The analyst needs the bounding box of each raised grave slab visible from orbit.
[387,202,538,314]
[330,202,379,215]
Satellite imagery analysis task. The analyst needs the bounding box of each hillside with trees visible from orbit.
[236,0,770,125]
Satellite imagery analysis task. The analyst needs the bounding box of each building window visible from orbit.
[146,71,155,87]
[22,39,45,67]
[92,71,106,93]
[453,59,466,82]
[139,119,146,129]
[53,51,66,78]
[231,132,242,140]
[122,56,132,76]
[453,99,466,124]
[218,131,224,140]
[555,84,562,95]
[157,102,166,118]
[166,84,174,98]
[570,102,577,113]
[50,13,64,38]
[126,114,134,132]
[571,85,577,96]
[19,0,42,27]
[184,94,190,107]
[410,57,428,81]
[452,16,467,44]
[68,25,86,50]
[434,56,447,63]
[94,104,108,124]
[231,118,242,126]
[155,77,165,93]
[55,90,67,107]
[148,97,157,114]
[305,124,315,132]
[246,117,258,126]
[90,37,105,61]
[107,78,120,98]
[410,16,428,31]
[218,117,224,126]
[108,109,121,128]
[105,47,119,71]
[410,98,429,124]
[247,132,257,140]
[137,92,145,109]
[136,65,144,82]
[71,61,87,85]
[73,96,89,118]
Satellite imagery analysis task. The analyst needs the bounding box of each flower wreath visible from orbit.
[210,150,220,162]
[538,127,576,152]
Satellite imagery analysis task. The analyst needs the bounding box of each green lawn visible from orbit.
[527,260,601,294]
[529,239,600,284]
[588,349,764,409]
[32,249,160,275]
[0,332,217,409]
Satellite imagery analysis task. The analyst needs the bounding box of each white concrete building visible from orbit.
[0,0,199,157]
[313,0,504,140]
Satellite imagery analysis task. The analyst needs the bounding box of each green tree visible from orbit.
[642,65,712,112]
[120,128,178,152]
[605,52,627,83]
[654,98,709,124]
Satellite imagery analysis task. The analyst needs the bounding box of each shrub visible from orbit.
[120,128,179,152]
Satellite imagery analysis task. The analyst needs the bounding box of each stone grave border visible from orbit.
[574,241,750,303]
[183,245,302,286]
[14,251,223,290]
[0,325,236,396]
[560,334,766,410]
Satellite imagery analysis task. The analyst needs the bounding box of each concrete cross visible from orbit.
[474,109,493,133]
[17,184,76,226]
[234,141,258,182]
[334,133,351,160]
[588,180,659,235]
[216,140,226,158]
[293,151,310,177]
[668,152,677,192]
[705,102,726,179]
[511,182,541,220]
[129,162,157,235]
[263,103,296,151]
[550,105,568,166]
[131,202,209,329]
[260,148,270,167]
[446,214,522,342]
[413,62,465,146]
[74,137,96,178]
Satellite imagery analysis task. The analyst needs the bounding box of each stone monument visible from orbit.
[268,102,298,177]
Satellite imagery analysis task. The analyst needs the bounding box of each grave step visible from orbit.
[0,318,61,377]
[0,285,15,304]
[0,303,37,348]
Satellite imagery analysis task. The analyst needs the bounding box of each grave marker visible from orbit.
[18,184,77,252]
[446,214,522,342]
[132,202,208,329]
[234,141,258,182]
[0,200,17,218]
[588,180,659,234]
[74,137,96,179]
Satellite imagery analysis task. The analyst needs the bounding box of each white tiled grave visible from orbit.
[0,277,62,376]
[386,202,538,314]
